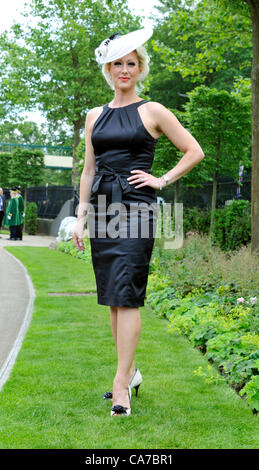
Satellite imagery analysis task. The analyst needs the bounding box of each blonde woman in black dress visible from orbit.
[73,27,204,416]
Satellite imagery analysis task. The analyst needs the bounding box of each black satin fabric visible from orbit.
[89,100,158,307]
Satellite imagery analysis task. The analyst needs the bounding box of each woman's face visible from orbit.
[108,50,141,90]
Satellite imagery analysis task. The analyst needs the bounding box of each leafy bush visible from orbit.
[240,374,259,412]
[212,199,251,251]
[180,201,251,250]
[183,207,210,235]
[25,202,38,235]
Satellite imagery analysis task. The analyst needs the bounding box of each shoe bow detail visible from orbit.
[111,405,128,415]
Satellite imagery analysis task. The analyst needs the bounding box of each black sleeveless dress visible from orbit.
[89,99,158,307]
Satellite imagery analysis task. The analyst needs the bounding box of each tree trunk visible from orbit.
[210,170,218,235]
[247,0,259,253]
[72,118,84,190]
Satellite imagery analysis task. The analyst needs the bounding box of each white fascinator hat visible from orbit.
[95,26,153,65]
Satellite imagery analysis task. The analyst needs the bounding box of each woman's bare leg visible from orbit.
[112,306,141,408]
[110,306,136,379]
[110,306,118,348]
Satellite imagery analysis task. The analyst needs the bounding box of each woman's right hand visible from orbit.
[72,218,86,251]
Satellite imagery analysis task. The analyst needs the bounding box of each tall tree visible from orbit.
[243,0,259,253]
[185,85,251,232]
[153,0,259,253]
[0,0,142,187]
[148,1,195,109]
[218,0,259,253]
[152,0,252,86]
[0,120,46,146]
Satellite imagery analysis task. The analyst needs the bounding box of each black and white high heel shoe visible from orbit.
[103,369,142,400]
[111,386,131,417]
[129,369,142,397]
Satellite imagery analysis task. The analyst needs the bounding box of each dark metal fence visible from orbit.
[3,186,75,219]
[160,173,251,208]
[27,186,75,218]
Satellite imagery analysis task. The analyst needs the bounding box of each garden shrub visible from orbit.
[147,240,259,414]
[150,284,259,413]
[58,238,91,262]
[25,202,38,235]
[183,207,210,235]
[240,374,259,412]
[212,199,251,251]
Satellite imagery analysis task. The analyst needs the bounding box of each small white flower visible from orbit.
[237,297,245,304]
[250,297,257,305]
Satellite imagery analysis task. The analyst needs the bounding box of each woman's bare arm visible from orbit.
[73,107,102,250]
[153,102,204,184]
[128,102,204,190]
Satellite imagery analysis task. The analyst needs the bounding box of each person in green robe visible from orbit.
[4,188,22,240]
[15,186,25,240]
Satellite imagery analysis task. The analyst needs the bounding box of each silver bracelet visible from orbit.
[161,174,169,185]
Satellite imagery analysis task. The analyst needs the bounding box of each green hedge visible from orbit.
[0,152,11,187]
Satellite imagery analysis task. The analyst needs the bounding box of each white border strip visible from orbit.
[0,249,36,391]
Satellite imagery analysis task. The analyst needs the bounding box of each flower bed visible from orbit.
[57,239,91,261]
[147,277,259,414]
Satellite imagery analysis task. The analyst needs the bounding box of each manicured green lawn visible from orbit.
[0,246,257,449]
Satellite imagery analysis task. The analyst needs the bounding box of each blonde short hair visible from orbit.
[101,45,150,92]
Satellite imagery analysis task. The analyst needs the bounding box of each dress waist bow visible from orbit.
[92,163,132,204]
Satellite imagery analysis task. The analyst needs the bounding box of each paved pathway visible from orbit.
[0,234,57,248]
[0,233,57,389]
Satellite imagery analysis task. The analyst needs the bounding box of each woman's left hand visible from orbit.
[127,170,164,190]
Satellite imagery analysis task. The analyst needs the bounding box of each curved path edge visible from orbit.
[0,249,36,391]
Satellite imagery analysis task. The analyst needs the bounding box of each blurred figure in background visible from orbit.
[4,188,20,240]
[0,188,5,237]
[15,186,25,240]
